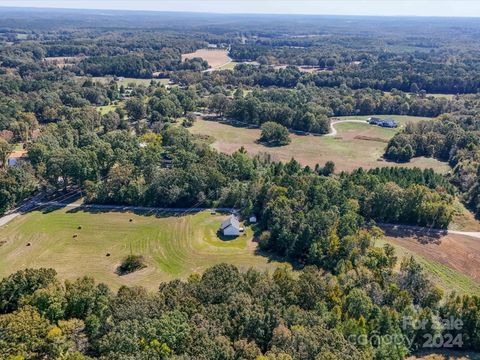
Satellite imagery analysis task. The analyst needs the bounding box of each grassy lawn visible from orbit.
[336,114,436,126]
[190,118,450,173]
[218,61,239,70]
[96,104,119,115]
[375,238,480,296]
[117,78,169,87]
[0,209,285,290]
[13,143,24,151]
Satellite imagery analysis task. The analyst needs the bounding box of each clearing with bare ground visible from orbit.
[377,224,480,294]
[182,48,231,69]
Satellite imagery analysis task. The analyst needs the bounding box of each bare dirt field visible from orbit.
[379,224,480,293]
[182,48,231,69]
[190,118,450,173]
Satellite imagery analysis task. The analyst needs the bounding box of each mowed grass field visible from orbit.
[0,209,285,290]
[190,117,449,173]
[96,103,119,115]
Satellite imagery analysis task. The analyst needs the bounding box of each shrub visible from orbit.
[117,255,146,275]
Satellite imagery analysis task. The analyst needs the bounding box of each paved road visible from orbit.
[379,222,480,240]
[326,119,369,137]
[0,193,45,228]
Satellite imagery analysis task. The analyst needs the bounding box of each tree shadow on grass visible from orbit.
[380,223,447,245]
[253,246,305,271]
[216,229,244,242]
[65,205,236,221]
[249,225,304,270]
[39,191,83,214]
[66,206,203,219]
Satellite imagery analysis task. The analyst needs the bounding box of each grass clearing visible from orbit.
[190,118,449,173]
[336,114,435,126]
[13,143,24,151]
[0,208,286,290]
[450,200,480,232]
[218,61,240,70]
[96,104,119,115]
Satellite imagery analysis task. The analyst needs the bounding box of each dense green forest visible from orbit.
[1,262,479,359]
[385,112,480,216]
[1,9,480,359]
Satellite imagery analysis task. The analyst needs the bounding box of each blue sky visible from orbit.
[0,0,479,17]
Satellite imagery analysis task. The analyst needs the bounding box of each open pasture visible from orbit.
[0,208,285,290]
[190,118,450,173]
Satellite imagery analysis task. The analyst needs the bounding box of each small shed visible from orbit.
[249,215,257,224]
[220,215,241,236]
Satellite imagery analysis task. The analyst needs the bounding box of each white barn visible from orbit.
[220,215,241,236]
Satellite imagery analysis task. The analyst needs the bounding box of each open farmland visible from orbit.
[376,227,480,296]
[190,117,450,173]
[182,48,231,69]
[0,208,286,290]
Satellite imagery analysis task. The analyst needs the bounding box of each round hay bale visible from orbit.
[26,242,31,246]
[106,253,111,257]
[73,234,78,238]
[129,218,133,222]
[78,225,82,230]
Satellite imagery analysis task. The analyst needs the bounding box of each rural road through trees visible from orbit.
[2,199,480,241]
[326,119,369,137]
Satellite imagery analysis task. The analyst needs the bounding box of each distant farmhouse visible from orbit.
[368,117,399,128]
[220,215,243,236]
[7,149,27,167]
